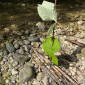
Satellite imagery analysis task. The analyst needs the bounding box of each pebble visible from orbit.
[42,76,49,85]
[23,45,29,52]
[32,79,40,85]
[37,72,43,81]
[31,42,39,48]
[11,69,18,75]
[6,42,15,52]
[14,43,20,49]
[17,47,24,54]
[13,61,18,67]
[77,20,83,25]
[23,40,30,45]
[6,79,9,84]
[77,75,84,83]
[13,53,29,65]
[36,22,46,31]
[19,64,34,82]
[25,30,30,35]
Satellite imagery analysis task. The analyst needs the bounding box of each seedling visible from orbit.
[37,0,60,65]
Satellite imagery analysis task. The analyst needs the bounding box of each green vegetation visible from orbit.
[37,1,60,65]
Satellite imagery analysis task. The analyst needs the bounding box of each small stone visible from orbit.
[23,40,30,45]
[37,72,43,81]
[13,53,29,65]
[23,45,29,52]
[18,41,23,46]
[19,64,34,82]
[3,58,7,62]
[4,28,10,33]
[42,76,49,85]
[0,61,4,65]
[32,80,40,85]
[6,79,9,84]
[25,30,30,35]
[32,42,39,48]
[14,43,20,49]
[6,42,15,52]
[13,61,18,67]
[36,22,46,31]
[11,69,18,75]
[77,20,83,25]
[21,36,25,39]
[77,75,84,83]
[17,47,24,54]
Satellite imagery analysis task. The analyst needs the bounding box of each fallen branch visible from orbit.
[32,48,79,85]
[65,39,85,47]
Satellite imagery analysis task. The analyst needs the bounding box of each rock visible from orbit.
[4,28,10,33]
[28,33,40,42]
[23,40,30,45]
[37,72,43,81]
[36,22,46,31]
[77,20,83,25]
[32,79,40,85]
[6,79,9,84]
[23,45,29,52]
[19,63,34,82]
[11,69,18,75]
[28,36,39,42]
[21,36,25,39]
[42,76,49,85]
[81,48,85,56]
[16,47,25,54]
[18,41,23,46]
[25,62,34,67]
[30,49,34,55]
[11,24,18,29]
[13,53,29,65]
[3,58,7,62]
[6,42,15,52]
[3,50,8,56]
[13,61,18,67]
[56,29,63,35]
[31,42,39,48]
[14,43,20,49]
[77,75,84,83]
[25,30,30,35]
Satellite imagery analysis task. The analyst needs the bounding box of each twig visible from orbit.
[66,39,85,47]
[32,48,79,85]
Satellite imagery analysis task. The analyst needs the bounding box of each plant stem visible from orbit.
[52,24,55,46]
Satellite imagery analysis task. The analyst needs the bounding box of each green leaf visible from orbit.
[52,54,58,65]
[37,1,57,22]
[43,37,60,56]
[47,23,56,37]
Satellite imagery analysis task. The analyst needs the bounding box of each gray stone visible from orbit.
[13,53,29,65]
[17,47,24,54]
[18,41,23,46]
[19,63,34,82]
[3,50,8,56]
[28,34,40,42]
[32,79,40,85]
[36,22,46,31]
[42,76,49,85]
[37,72,43,81]
[11,69,18,75]
[23,45,29,52]
[6,42,15,52]
[14,43,20,49]
[23,40,30,45]
[28,37,39,42]
[13,61,18,67]
[25,30,30,35]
